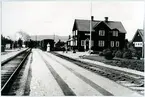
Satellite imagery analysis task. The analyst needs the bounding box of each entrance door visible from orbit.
[86,40,89,51]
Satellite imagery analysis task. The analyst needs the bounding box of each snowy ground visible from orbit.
[23,49,142,96]
[1,48,27,63]
[1,48,20,55]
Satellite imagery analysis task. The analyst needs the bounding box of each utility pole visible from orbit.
[36,35,37,48]
[89,1,92,51]
[53,33,55,48]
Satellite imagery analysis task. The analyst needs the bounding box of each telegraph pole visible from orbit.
[89,1,92,51]
[53,33,55,48]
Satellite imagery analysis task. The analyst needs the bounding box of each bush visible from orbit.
[123,51,132,59]
[103,48,109,55]
[136,51,142,60]
[115,50,123,58]
[103,49,114,60]
[112,50,117,56]
[99,52,104,56]
[132,52,136,57]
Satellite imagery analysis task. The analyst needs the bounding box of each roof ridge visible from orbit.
[75,19,122,23]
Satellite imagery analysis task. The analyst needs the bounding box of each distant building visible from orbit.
[131,29,144,57]
[70,16,127,51]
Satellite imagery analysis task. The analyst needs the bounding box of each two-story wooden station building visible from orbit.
[68,17,127,51]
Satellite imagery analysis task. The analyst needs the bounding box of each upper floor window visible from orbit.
[76,30,78,35]
[116,41,119,47]
[113,30,118,36]
[98,40,104,47]
[110,41,114,47]
[99,30,105,36]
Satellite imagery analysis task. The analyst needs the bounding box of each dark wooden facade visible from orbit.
[131,29,144,57]
[70,17,126,51]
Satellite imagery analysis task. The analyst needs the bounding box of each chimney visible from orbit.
[91,16,94,21]
[105,17,108,22]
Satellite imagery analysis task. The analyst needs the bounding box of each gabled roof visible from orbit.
[131,29,144,42]
[137,29,144,39]
[74,19,127,33]
[74,19,100,32]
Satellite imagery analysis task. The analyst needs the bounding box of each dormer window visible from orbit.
[113,30,118,36]
[99,30,105,36]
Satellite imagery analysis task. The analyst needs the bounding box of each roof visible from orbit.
[131,29,144,42]
[74,19,127,33]
[137,29,144,39]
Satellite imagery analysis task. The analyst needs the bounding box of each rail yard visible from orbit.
[1,48,144,96]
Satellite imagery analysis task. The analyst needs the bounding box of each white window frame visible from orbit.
[76,30,78,35]
[116,41,119,47]
[99,30,105,36]
[75,40,77,46]
[81,40,85,46]
[98,40,104,47]
[116,31,118,36]
[73,31,75,36]
[113,31,118,36]
[111,41,114,47]
[134,42,143,47]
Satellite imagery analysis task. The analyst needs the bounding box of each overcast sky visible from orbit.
[1,1,145,40]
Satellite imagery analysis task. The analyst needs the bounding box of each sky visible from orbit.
[1,1,145,41]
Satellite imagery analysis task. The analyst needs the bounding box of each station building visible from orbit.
[68,16,127,51]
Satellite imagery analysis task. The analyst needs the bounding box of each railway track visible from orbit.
[1,48,31,95]
[51,52,144,95]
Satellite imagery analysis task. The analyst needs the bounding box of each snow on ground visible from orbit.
[29,49,64,96]
[46,51,142,96]
[57,51,144,76]
[1,48,26,63]
[21,49,142,96]
[39,50,103,96]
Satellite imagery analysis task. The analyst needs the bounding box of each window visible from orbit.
[75,40,77,46]
[116,41,119,47]
[99,30,105,36]
[76,30,78,35]
[73,40,77,46]
[98,40,104,47]
[113,31,118,36]
[111,41,114,47]
[81,40,85,46]
[134,42,143,47]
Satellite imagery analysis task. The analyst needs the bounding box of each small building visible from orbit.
[70,16,127,51]
[131,29,144,57]
[40,39,54,51]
